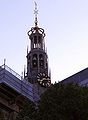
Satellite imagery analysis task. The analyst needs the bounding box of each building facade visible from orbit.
[61,68,88,86]
[0,65,35,120]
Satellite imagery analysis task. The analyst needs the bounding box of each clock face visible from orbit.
[37,73,51,87]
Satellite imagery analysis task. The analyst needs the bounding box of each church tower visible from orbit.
[26,3,51,89]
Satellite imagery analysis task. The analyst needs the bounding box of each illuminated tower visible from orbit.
[26,3,51,88]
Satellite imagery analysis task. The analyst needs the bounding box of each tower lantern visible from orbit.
[26,3,51,88]
[27,27,45,50]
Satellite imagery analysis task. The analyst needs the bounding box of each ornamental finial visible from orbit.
[34,2,38,27]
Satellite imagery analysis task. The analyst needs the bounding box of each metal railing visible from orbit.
[1,64,25,81]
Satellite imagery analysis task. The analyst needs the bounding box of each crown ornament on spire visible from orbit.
[27,2,45,38]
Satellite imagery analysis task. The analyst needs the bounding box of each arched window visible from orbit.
[38,36,42,48]
[32,54,38,68]
[34,36,37,48]
[39,54,44,67]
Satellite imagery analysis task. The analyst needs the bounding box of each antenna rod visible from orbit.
[34,1,38,26]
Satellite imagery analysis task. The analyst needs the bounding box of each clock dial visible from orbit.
[37,73,51,87]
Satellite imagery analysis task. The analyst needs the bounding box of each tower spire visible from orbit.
[34,2,38,27]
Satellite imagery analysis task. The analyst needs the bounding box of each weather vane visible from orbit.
[34,1,38,26]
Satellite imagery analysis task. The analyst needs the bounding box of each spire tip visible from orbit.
[34,1,38,27]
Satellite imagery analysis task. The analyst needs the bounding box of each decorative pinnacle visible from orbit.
[34,1,38,27]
